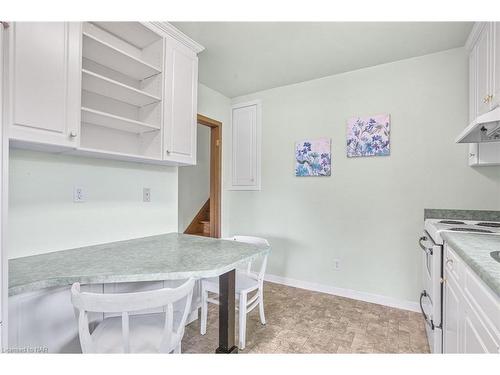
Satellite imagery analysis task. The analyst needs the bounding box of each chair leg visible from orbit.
[238,292,247,350]
[201,287,208,335]
[258,287,266,325]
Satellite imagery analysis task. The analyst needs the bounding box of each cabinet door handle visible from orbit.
[166,150,170,155]
[446,258,453,269]
[69,131,77,138]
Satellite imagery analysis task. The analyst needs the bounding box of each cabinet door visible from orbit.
[463,300,498,353]
[475,25,491,117]
[9,22,81,148]
[443,275,461,353]
[163,36,198,165]
[492,22,500,108]
[469,44,477,122]
[229,101,262,190]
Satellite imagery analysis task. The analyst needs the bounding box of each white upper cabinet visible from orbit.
[8,22,81,148]
[464,22,500,166]
[474,25,491,117]
[6,22,203,166]
[492,23,500,108]
[229,101,261,190]
[163,37,198,165]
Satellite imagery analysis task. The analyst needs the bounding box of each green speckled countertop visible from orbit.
[9,233,270,296]
[441,232,500,297]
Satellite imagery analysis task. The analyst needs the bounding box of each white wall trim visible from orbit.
[144,22,205,54]
[465,22,487,51]
[264,273,420,313]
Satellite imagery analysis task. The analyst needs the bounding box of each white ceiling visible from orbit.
[172,22,473,98]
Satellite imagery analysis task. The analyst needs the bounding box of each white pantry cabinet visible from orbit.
[5,22,203,166]
[8,22,81,148]
[163,36,198,165]
[443,244,500,353]
[229,101,262,190]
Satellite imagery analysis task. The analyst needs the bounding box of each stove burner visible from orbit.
[476,222,500,228]
[449,227,493,233]
[439,220,465,225]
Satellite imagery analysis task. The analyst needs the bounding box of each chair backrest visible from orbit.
[223,235,269,281]
[71,278,195,353]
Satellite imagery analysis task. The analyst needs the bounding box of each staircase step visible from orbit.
[193,232,209,237]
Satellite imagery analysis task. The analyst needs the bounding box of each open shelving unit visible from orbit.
[80,22,164,159]
[82,70,161,107]
[81,107,160,134]
[82,33,161,80]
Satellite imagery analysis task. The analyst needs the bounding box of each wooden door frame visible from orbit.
[197,114,222,238]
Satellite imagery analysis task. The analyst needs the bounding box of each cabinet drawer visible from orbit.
[463,266,500,337]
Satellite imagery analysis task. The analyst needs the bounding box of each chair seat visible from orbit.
[203,271,259,294]
[90,312,182,353]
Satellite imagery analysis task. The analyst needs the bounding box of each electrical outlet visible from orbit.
[73,187,85,203]
[333,259,341,270]
[143,188,151,202]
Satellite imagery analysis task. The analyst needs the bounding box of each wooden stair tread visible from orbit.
[193,232,209,237]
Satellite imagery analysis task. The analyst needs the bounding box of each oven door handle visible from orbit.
[420,290,435,330]
[419,236,433,255]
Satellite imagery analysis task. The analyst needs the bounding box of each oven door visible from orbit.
[418,232,443,353]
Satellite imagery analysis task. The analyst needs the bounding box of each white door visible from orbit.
[163,36,198,165]
[492,22,500,108]
[443,275,461,353]
[9,22,81,148]
[475,25,491,117]
[229,101,262,190]
[0,21,8,350]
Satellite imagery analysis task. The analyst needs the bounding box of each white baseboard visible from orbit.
[264,274,420,313]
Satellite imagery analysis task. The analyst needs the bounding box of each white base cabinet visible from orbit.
[8,281,200,353]
[443,244,500,353]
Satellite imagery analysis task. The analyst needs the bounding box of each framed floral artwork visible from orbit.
[346,114,390,157]
[295,138,331,177]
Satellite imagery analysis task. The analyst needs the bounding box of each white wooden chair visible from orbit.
[71,278,195,353]
[200,236,269,350]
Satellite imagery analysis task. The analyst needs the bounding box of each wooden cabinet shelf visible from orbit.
[81,107,160,134]
[82,70,161,107]
[82,33,161,80]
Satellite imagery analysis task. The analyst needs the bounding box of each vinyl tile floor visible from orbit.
[182,281,430,354]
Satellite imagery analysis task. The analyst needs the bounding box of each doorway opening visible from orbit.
[183,114,222,238]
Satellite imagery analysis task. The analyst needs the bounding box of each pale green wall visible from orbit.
[8,150,178,259]
[225,48,500,302]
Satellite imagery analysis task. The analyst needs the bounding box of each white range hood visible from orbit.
[456,107,500,143]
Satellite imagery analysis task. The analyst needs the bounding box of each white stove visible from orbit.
[419,218,500,353]
[425,219,500,245]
